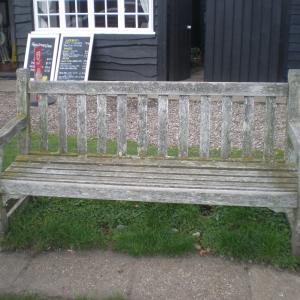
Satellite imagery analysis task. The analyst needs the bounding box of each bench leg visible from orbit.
[291,208,300,257]
[0,194,8,237]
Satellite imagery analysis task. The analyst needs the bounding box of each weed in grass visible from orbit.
[201,207,300,270]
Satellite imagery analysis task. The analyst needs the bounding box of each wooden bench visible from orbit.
[0,69,300,255]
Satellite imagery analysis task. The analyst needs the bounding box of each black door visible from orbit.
[204,0,288,82]
[167,0,192,81]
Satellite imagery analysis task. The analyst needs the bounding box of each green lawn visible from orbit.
[1,135,299,270]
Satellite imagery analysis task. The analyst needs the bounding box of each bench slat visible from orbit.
[58,95,68,154]
[221,96,232,159]
[242,96,255,158]
[179,96,189,157]
[38,95,48,151]
[117,95,127,156]
[138,95,148,156]
[77,95,87,154]
[200,96,211,158]
[264,96,276,161]
[158,95,168,157]
[97,95,107,154]
[2,178,297,208]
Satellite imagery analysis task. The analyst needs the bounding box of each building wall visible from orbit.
[287,0,300,71]
[12,0,159,81]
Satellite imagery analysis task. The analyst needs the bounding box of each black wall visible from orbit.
[13,0,34,67]
[287,0,300,71]
[204,0,287,82]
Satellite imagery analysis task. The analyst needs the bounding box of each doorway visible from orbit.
[167,0,206,81]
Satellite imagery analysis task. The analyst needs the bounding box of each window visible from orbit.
[33,0,154,33]
[35,0,60,28]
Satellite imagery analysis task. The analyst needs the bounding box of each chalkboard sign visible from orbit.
[55,34,94,81]
[24,33,59,81]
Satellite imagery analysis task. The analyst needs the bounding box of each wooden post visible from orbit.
[287,70,300,257]
[0,193,8,237]
[16,69,31,155]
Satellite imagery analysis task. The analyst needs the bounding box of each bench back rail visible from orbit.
[23,71,291,162]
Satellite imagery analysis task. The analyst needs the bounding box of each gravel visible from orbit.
[0,91,287,151]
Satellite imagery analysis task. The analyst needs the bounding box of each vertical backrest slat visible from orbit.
[221,96,232,159]
[39,95,48,151]
[179,95,189,157]
[242,96,255,158]
[200,96,211,158]
[0,145,3,172]
[58,95,68,154]
[97,95,107,154]
[264,96,276,161]
[158,95,168,157]
[16,69,31,155]
[138,95,148,156]
[117,95,127,156]
[77,95,87,154]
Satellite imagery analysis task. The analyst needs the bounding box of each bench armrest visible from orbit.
[0,116,27,146]
[288,121,300,155]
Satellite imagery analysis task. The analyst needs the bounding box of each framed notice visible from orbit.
[55,34,94,81]
[24,33,60,81]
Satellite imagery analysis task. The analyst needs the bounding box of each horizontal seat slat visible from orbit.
[1,179,297,208]
[0,155,297,209]
[15,155,297,171]
[9,162,297,179]
[2,173,297,192]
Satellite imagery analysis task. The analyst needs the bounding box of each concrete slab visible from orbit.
[249,266,300,300]
[0,80,16,93]
[130,255,251,300]
[11,251,136,299]
[0,252,30,292]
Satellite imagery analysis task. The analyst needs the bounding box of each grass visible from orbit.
[1,135,299,270]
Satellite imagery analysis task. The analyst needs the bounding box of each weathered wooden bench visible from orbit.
[0,69,300,255]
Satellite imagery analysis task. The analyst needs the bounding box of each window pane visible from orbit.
[78,15,89,27]
[77,0,88,13]
[94,0,105,13]
[107,0,117,11]
[37,1,48,14]
[38,15,48,28]
[125,0,135,13]
[66,14,77,27]
[95,15,105,27]
[138,0,149,13]
[49,0,59,13]
[138,15,148,28]
[125,15,135,28]
[107,15,118,27]
[49,15,60,27]
[65,0,75,13]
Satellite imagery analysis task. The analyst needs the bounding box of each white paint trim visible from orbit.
[33,0,155,34]
[54,33,94,81]
[24,33,60,81]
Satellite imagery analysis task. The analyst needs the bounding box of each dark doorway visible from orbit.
[190,0,206,81]
[167,0,192,81]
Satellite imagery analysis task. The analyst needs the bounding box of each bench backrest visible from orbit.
[16,69,300,161]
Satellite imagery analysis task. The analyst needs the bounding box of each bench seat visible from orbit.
[0,155,298,209]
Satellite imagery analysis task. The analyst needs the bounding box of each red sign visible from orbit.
[34,46,43,80]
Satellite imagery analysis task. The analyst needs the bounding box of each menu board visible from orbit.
[55,34,94,81]
[24,34,59,81]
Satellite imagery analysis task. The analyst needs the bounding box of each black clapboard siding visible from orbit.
[89,35,157,81]
[287,0,300,73]
[205,0,286,82]
[13,0,34,67]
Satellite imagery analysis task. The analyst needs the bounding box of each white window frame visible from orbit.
[33,0,155,34]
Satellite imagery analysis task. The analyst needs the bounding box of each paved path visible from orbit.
[0,251,299,300]
[0,80,16,93]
